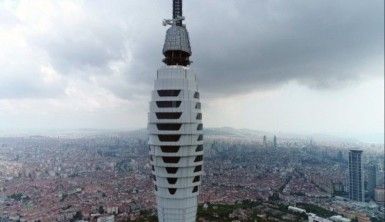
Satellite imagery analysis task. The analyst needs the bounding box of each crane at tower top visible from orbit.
[163,0,185,27]
[173,0,182,21]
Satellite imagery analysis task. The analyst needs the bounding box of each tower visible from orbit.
[148,1,204,221]
[349,150,364,202]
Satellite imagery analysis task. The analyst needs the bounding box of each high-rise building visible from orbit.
[376,167,384,187]
[337,150,343,162]
[273,135,277,148]
[263,135,267,148]
[366,164,377,199]
[374,187,385,204]
[148,1,204,221]
[349,150,364,202]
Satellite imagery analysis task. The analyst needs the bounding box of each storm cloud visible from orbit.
[187,0,384,96]
[81,0,383,97]
[0,0,383,136]
[1,0,382,99]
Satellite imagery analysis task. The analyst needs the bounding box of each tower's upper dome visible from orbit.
[162,0,191,66]
[163,25,191,56]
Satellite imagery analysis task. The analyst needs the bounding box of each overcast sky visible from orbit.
[0,0,383,141]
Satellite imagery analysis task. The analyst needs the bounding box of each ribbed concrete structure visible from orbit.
[148,1,203,221]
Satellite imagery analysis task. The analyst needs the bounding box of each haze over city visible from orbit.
[0,1,384,222]
[0,0,383,143]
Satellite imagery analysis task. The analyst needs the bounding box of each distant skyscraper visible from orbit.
[273,135,277,148]
[337,150,343,162]
[349,150,364,202]
[374,187,385,204]
[148,1,204,221]
[367,164,377,199]
[263,135,267,148]
[376,167,384,187]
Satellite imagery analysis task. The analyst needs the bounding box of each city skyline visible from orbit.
[1,127,384,221]
[0,0,383,142]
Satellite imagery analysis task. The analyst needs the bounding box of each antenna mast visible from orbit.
[173,0,183,26]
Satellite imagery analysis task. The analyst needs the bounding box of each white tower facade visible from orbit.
[148,1,204,221]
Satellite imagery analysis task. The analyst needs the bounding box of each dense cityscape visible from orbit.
[0,0,383,221]
[0,128,383,222]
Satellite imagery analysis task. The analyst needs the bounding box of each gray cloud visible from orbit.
[124,0,384,97]
[23,1,167,99]
[32,13,127,75]
[1,0,383,100]
[187,0,384,96]
[0,65,64,99]
[0,78,63,99]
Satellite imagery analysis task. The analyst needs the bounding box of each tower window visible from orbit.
[155,185,158,191]
[197,124,203,130]
[158,90,181,97]
[156,112,182,119]
[167,178,178,184]
[156,101,181,108]
[152,175,157,181]
[158,135,181,142]
[197,135,203,141]
[161,146,180,153]
[157,124,182,131]
[192,186,198,193]
[196,145,203,152]
[194,92,200,99]
[196,113,202,120]
[195,103,201,109]
[162,157,180,164]
[194,165,202,172]
[194,155,203,162]
[166,167,178,174]
[193,176,200,183]
[151,165,155,171]
[169,188,177,195]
